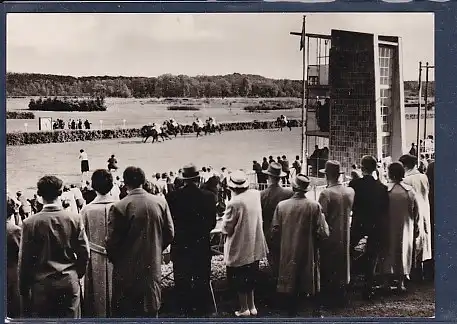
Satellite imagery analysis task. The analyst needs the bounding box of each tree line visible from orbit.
[6,72,434,99]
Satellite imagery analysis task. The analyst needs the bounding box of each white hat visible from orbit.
[227,170,249,189]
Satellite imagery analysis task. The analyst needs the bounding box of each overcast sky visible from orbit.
[7,13,434,81]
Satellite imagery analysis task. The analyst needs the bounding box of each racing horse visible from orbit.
[192,122,204,137]
[164,120,184,138]
[204,119,222,135]
[141,125,169,143]
[276,117,292,131]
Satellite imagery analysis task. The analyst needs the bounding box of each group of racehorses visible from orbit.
[141,117,292,143]
[141,119,222,143]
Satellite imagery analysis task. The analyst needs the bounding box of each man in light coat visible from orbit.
[399,154,432,281]
[260,162,293,280]
[106,166,174,317]
[318,161,354,308]
[271,174,329,317]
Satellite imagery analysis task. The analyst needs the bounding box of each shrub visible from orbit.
[6,119,302,146]
[167,105,201,111]
[28,96,107,112]
[6,111,35,119]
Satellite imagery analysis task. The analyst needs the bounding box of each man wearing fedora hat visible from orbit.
[260,162,293,281]
[271,174,329,317]
[318,161,355,308]
[349,155,389,300]
[166,164,217,316]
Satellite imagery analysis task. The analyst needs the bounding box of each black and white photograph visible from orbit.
[6,12,435,319]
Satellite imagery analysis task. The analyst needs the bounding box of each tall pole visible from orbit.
[301,15,308,172]
[423,62,429,140]
[416,62,422,159]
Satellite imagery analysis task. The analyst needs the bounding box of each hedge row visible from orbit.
[6,111,35,119]
[7,119,302,146]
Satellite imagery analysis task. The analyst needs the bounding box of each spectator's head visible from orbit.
[269,155,273,160]
[155,173,160,180]
[111,154,115,158]
[320,160,344,182]
[16,191,22,198]
[221,167,226,173]
[116,176,120,181]
[277,156,281,161]
[296,155,300,160]
[202,167,207,172]
[206,175,220,191]
[7,196,16,219]
[253,160,257,165]
[428,135,434,140]
[421,154,425,159]
[263,162,286,184]
[388,162,405,183]
[291,174,311,193]
[161,172,168,179]
[80,149,84,153]
[360,155,378,175]
[63,185,70,192]
[143,180,154,194]
[123,167,146,190]
[425,154,430,159]
[282,155,286,160]
[227,170,249,195]
[91,169,114,195]
[399,154,417,170]
[263,157,267,161]
[170,171,174,177]
[181,164,201,185]
[315,145,319,150]
[411,143,415,147]
[37,175,63,203]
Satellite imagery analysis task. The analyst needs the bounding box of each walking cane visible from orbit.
[209,280,218,315]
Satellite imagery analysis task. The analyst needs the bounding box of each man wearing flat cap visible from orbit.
[271,174,329,317]
[318,161,355,308]
[349,155,389,300]
[166,164,217,316]
[260,162,293,281]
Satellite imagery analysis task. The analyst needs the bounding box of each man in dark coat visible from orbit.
[18,176,90,318]
[349,155,389,300]
[260,162,293,280]
[252,160,263,184]
[106,166,174,317]
[281,155,291,184]
[166,164,217,316]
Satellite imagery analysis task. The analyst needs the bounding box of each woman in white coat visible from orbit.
[221,170,268,317]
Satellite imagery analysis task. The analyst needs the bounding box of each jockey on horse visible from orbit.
[196,117,204,129]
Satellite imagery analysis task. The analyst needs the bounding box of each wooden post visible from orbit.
[416,62,422,159]
[423,62,429,140]
[302,16,308,173]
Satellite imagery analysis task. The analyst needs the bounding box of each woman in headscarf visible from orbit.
[379,162,419,292]
[80,169,116,317]
[221,170,268,317]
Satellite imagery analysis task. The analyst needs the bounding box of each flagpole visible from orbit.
[301,15,308,173]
